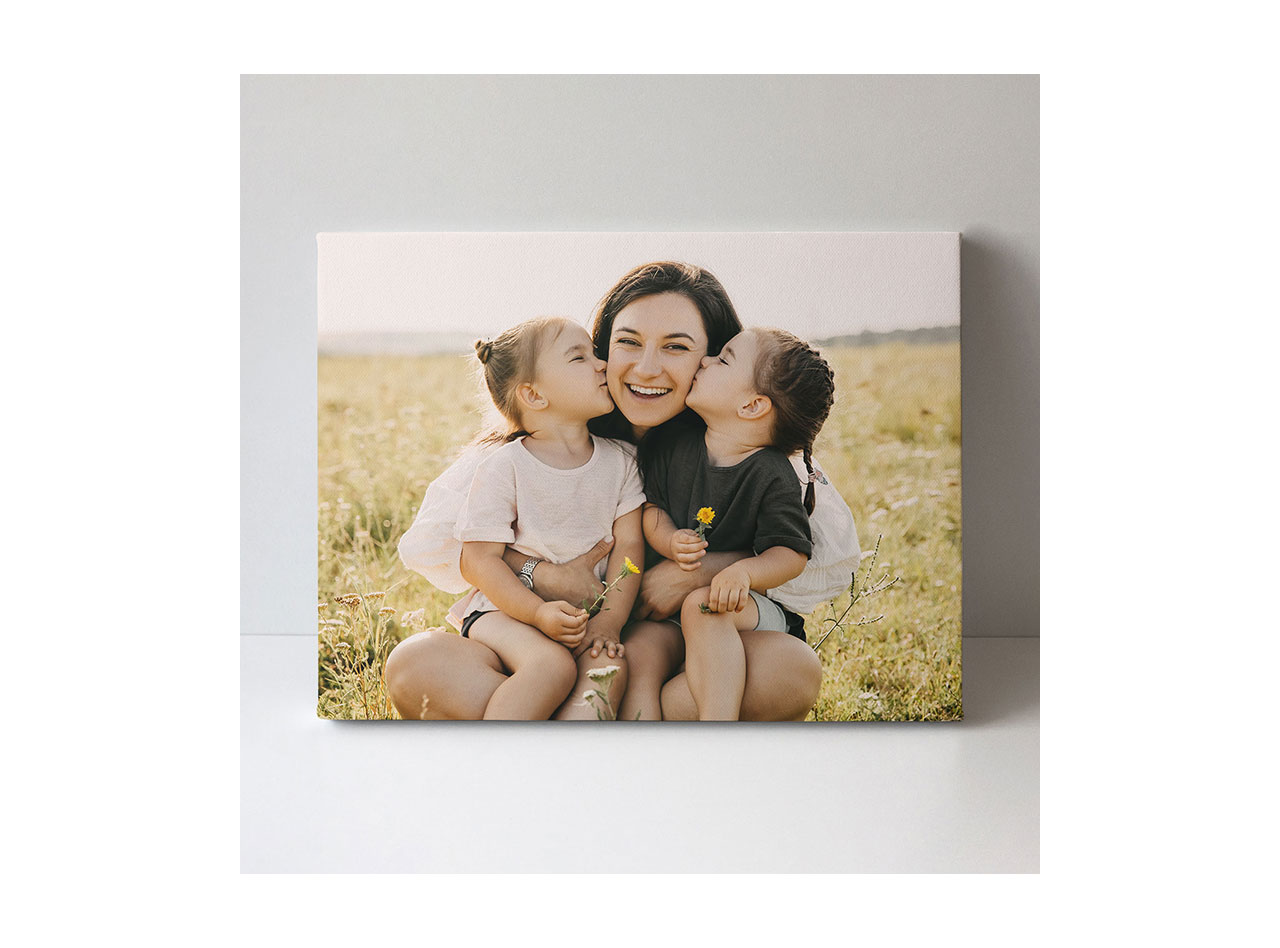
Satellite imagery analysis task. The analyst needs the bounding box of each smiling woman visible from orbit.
[386,260,860,721]
[605,293,707,435]
[590,264,743,442]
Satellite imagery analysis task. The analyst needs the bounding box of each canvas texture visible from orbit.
[317,233,961,722]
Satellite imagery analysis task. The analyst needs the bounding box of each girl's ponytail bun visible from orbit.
[474,339,494,364]
[754,328,836,517]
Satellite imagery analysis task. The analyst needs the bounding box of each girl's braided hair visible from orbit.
[751,328,837,514]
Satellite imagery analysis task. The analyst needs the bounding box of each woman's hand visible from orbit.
[534,601,589,647]
[524,537,613,605]
[633,552,747,620]
[669,529,708,571]
[634,558,701,620]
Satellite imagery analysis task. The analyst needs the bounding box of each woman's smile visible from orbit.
[624,383,673,399]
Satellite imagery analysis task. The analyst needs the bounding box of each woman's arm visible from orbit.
[398,445,491,595]
[500,542,613,605]
[633,551,750,620]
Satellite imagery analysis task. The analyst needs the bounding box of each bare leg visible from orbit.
[661,628,824,722]
[384,628,508,720]
[618,621,684,721]
[467,613,578,720]
[679,587,760,720]
[554,650,630,720]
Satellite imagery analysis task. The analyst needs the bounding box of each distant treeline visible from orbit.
[321,324,961,357]
[319,332,477,356]
[813,325,960,348]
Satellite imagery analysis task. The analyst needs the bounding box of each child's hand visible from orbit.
[707,564,752,613]
[534,601,588,646]
[670,528,708,572]
[575,623,625,660]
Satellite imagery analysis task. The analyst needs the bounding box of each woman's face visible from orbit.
[605,292,709,436]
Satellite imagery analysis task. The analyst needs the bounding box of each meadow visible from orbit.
[318,342,961,721]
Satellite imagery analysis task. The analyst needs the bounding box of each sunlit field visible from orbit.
[318,342,961,721]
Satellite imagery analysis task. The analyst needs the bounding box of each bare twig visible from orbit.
[812,535,901,651]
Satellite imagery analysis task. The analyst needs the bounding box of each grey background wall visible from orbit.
[242,74,1039,638]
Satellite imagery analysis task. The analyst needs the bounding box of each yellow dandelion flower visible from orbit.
[694,506,717,540]
[624,556,640,574]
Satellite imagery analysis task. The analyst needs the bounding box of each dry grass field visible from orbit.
[318,342,961,721]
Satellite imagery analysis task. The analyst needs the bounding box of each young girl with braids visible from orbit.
[456,316,645,720]
[630,328,837,720]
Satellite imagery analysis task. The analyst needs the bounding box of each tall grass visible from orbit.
[318,342,961,720]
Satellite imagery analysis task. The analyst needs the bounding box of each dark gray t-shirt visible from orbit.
[642,425,813,560]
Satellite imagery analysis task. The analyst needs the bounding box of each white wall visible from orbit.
[242,75,1039,638]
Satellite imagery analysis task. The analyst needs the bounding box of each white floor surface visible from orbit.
[241,636,1038,872]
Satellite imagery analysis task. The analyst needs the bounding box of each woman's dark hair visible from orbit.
[752,328,837,514]
[590,261,743,361]
[588,261,744,441]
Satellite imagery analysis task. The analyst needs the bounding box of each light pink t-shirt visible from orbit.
[455,436,645,617]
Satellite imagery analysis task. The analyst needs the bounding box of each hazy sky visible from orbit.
[318,232,959,338]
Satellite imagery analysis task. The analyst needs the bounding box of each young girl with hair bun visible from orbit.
[456,316,645,720]
[629,327,837,721]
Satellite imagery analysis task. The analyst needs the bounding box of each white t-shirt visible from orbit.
[454,436,645,617]
[399,438,860,614]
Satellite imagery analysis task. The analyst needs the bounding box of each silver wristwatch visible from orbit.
[518,556,541,591]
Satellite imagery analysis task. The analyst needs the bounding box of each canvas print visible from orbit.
[317,233,961,721]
